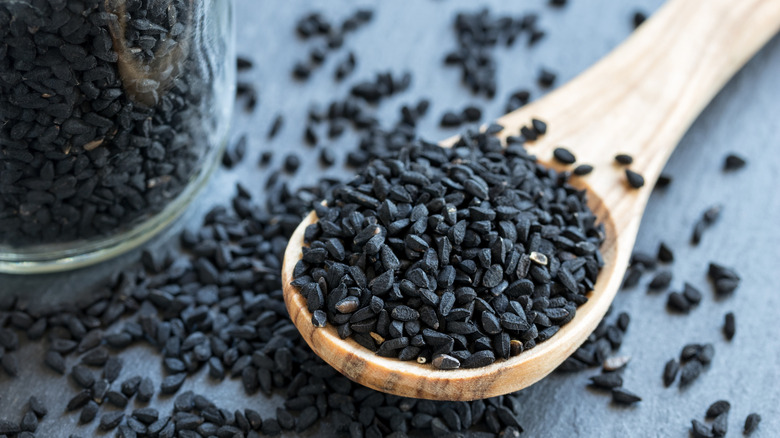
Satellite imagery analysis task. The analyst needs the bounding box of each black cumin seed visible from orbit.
[744,413,761,435]
[614,154,633,165]
[284,154,301,173]
[712,411,728,437]
[657,242,674,262]
[723,153,746,171]
[625,169,645,188]
[706,400,731,419]
[723,312,735,340]
[573,164,593,176]
[663,359,679,387]
[655,173,672,188]
[553,147,576,164]
[648,270,672,290]
[611,387,641,404]
[538,68,557,88]
[633,11,647,28]
[691,419,714,438]
[589,373,623,389]
[99,411,124,431]
[440,111,462,127]
[79,401,99,424]
[267,114,284,139]
[679,360,703,386]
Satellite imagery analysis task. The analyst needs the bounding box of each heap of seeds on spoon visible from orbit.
[291,125,606,370]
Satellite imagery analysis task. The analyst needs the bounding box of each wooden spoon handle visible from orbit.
[497,0,780,205]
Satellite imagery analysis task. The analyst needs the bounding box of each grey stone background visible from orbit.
[1,0,779,436]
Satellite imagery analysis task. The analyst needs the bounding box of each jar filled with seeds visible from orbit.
[0,0,235,272]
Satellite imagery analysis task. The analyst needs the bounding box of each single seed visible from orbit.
[625,169,645,188]
[614,154,633,165]
[611,387,641,404]
[723,312,735,340]
[743,413,761,435]
[723,153,746,171]
[573,164,593,175]
[553,147,576,164]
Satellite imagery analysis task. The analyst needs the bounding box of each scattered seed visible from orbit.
[611,387,641,404]
[614,154,633,165]
[625,169,645,188]
[663,359,679,387]
[723,153,746,171]
[573,164,594,175]
[553,147,576,164]
[723,312,735,340]
[744,413,761,435]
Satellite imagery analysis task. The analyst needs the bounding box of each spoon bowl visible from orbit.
[282,177,619,401]
[282,0,780,400]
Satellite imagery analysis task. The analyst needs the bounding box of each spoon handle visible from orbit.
[497,0,780,206]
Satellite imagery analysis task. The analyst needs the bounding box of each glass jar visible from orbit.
[0,0,235,273]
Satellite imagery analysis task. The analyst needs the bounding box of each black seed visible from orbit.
[706,400,731,419]
[100,411,125,431]
[611,387,641,404]
[440,111,462,127]
[679,360,703,386]
[712,411,728,437]
[663,359,679,387]
[603,355,631,371]
[461,350,495,369]
[161,373,186,394]
[538,68,556,88]
[284,154,301,173]
[691,419,714,438]
[744,413,761,435]
[553,147,576,164]
[667,292,691,313]
[614,154,633,165]
[573,164,593,176]
[312,310,328,328]
[267,114,284,139]
[1,353,19,377]
[633,11,647,28]
[29,396,48,418]
[723,153,746,171]
[68,390,93,411]
[723,312,735,340]
[625,169,645,188]
[589,373,623,389]
[656,174,672,188]
[138,377,155,401]
[80,401,99,424]
[657,242,674,262]
[648,271,672,290]
[683,283,703,305]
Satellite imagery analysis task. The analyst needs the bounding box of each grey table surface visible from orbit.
[2,0,780,436]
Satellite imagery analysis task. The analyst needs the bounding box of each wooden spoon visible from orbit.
[281,0,780,401]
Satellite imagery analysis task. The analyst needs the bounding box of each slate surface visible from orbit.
[1,0,779,436]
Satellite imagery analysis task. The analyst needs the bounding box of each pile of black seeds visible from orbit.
[292,125,605,370]
[0,0,226,247]
[444,9,548,98]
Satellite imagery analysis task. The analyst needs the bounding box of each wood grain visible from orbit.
[283,0,780,401]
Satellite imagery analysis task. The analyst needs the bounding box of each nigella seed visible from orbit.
[614,154,633,165]
[603,355,631,371]
[160,372,186,394]
[679,360,703,386]
[633,11,647,28]
[744,413,761,435]
[691,419,714,438]
[538,68,556,88]
[267,114,284,139]
[663,359,679,386]
[100,411,124,431]
[312,310,327,328]
[712,412,728,437]
[706,400,731,419]
[683,283,703,305]
[573,164,594,176]
[723,153,746,171]
[625,169,645,188]
[657,242,674,262]
[589,373,623,389]
[611,388,641,404]
[723,312,735,340]
[440,111,462,127]
[667,292,691,313]
[67,390,93,411]
[553,147,576,164]
[648,271,672,290]
[432,354,460,370]
[79,401,99,424]
[29,396,47,418]
[284,154,301,173]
